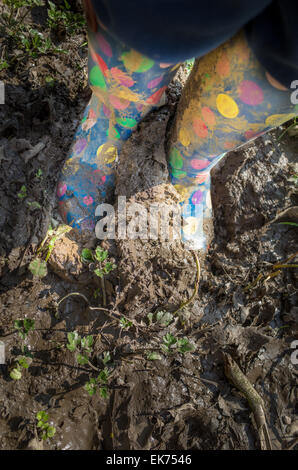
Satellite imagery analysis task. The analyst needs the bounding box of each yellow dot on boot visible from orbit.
[97,143,118,164]
[63,157,80,176]
[174,184,190,202]
[265,113,296,127]
[179,127,191,147]
[216,94,239,118]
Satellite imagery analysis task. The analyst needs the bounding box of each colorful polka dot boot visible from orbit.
[168,31,296,250]
[57,23,179,231]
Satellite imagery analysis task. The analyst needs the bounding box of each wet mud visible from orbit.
[0,4,297,451]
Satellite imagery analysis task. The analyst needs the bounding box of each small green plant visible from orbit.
[17,185,27,199]
[47,0,85,35]
[28,224,72,278]
[147,310,174,327]
[161,333,195,355]
[81,246,116,279]
[20,27,66,58]
[119,317,132,329]
[36,411,56,440]
[146,352,162,361]
[10,355,32,380]
[81,246,116,306]
[102,351,111,365]
[1,0,66,62]
[35,168,43,178]
[2,0,45,28]
[19,28,53,57]
[0,60,9,71]
[176,337,196,354]
[14,318,35,339]
[26,201,42,211]
[85,367,109,398]
[66,331,93,365]
[28,257,47,278]
[45,76,55,87]
[161,333,176,353]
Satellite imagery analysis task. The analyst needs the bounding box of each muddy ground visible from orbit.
[0,2,297,451]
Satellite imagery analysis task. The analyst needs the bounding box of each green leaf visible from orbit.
[17,185,27,199]
[28,258,48,278]
[0,60,9,71]
[67,331,77,343]
[14,319,34,339]
[103,261,116,274]
[177,338,195,354]
[81,248,94,264]
[102,351,111,365]
[23,318,35,332]
[45,76,55,86]
[161,333,177,354]
[156,310,174,326]
[36,411,48,422]
[85,378,97,396]
[14,320,23,330]
[119,317,132,329]
[94,246,108,262]
[98,368,109,384]
[67,331,80,352]
[146,352,162,361]
[46,426,56,438]
[147,312,153,325]
[76,354,89,365]
[163,333,177,347]
[99,386,108,399]
[94,268,104,278]
[10,368,22,380]
[27,201,42,211]
[52,224,72,237]
[17,355,32,369]
[81,335,93,350]
[161,344,170,354]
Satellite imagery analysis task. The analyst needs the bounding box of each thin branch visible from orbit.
[224,353,272,450]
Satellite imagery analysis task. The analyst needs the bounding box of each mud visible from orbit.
[0,3,297,452]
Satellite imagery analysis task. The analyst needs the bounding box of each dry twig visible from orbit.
[223,353,272,450]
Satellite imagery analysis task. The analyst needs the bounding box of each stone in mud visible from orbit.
[48,230,95,284]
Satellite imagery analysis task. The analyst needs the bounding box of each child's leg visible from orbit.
[168,31,297,250]
[58,22,179,230]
